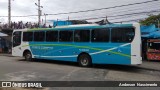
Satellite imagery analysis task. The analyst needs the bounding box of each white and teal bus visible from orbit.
[12,23,142,67]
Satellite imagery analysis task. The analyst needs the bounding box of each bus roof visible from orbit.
[14,23,135,32]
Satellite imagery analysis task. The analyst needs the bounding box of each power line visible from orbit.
[109,10,160,18]
[64,10,160,21]
[113,18,146,23]
[109,14,147,21]
[98,3,160,16]
[53,1,160,21]
[0,0,159,18]
[47,0,159,15]
[109,11,159,21]
[0,15,37,17]
[60,7,160,20]
[45,1,159,20]
[63,1,160,20]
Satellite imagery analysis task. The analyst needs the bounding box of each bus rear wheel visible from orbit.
[78,54,92,67]
[24,51,32,61]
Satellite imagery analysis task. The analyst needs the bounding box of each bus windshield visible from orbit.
[148,42,160,50]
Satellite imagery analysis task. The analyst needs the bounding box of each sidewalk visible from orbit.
[0,53,12,57]
[137,60,160,71]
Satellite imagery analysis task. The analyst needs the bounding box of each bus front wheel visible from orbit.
[24,51,32,61]
[78,54,92,67]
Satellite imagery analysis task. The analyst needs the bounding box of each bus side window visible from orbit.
[46,31,58,42]
[91,28,110,42]
[34,31,45,42]
[74,30,90,42]
[23,32,33,41]
[59,31,73,42]
[74,31,80,41]
[111,28,135,43]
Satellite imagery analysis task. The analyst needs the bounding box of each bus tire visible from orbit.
[24,51,32,61]
[78,54,92,67]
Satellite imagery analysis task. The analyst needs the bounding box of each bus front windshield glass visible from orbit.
[148,42,160,51]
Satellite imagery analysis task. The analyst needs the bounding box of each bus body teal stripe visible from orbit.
[22,43,131,58]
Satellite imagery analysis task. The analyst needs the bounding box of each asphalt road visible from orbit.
[0,54,160,90]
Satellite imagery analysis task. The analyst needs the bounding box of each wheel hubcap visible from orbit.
[26,54,31,60]
[81,58,88,65]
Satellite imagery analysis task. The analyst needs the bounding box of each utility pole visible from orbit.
[35,0,43,27]
[8,0,11,28]
[44,13,48,25]
[67,16,69,25]
[155,19,159,29]
[157,19,159,29]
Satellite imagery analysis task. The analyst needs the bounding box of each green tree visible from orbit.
[139,14,160,28]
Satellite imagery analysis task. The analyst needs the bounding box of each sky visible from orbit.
[0,0,160,24]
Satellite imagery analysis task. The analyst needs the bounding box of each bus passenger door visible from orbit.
[12,31,22,56]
